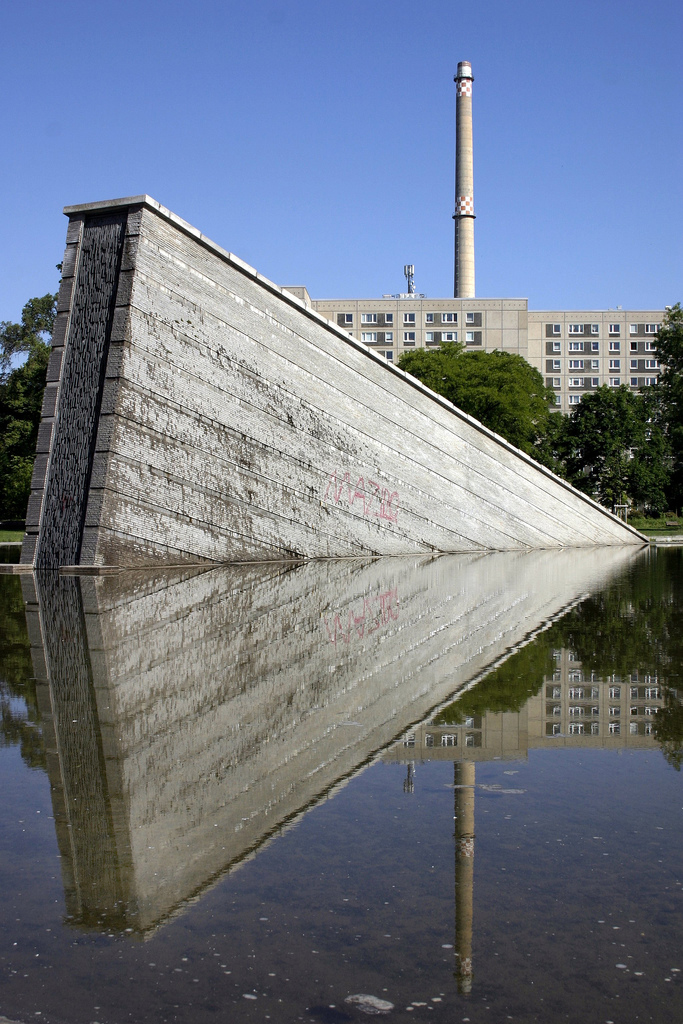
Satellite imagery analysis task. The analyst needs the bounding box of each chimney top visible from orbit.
[455,60,473,80]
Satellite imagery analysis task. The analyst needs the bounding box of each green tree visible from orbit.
[398,343,557,462]
[654,302,683,508]
[558,384,670,514]
[0,294,56,519]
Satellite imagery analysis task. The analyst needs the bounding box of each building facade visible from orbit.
[286,288,664,414]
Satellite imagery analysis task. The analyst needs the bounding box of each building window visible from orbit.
[609,722,620,734]
[568,394,581,405]
[569,723,584,735]
[425,734,434,747]
[555,395,562,406]
[441,734,457,746]
[629,323,638,334]
[591,360,599,370]
[385,351,393,361]
[609,359,621,370]
[425,332,434,342]
[609,324,621,335]
[591,342,600,352]
[342,313,353,325]
[630,360,638,369]
[645,686,659,699]
[630,686,638,699]
[361,313,377,324]
[609,705,620,716]
[630,705,639,716]
[403,331,416,342]
[385,332,393,342]
[591,686,600,699]
[630,341,639,352]
[425,313,434,323]
[569,360,584,369]
[552,686,562,698]
[552,723,561,735]
[403,312,416,325]
[645,359,659,369]
[630,722,638,735]
[465,331,474,343]
[569,378,584,387]
[361,332,377,343]
[609,686,621,698]
[385,313,393,325]
[551,323,561,335]
[645,722,654,735]
[569,341,583,351]
[466,312,475,324]
[591,377,599,386]
[552,705,562,715]
[609,341,621,352]
[610,378,621,387]
[442,312,457,323]
[645,377,657,386]
[645,323,660,333]
[443,331,457,341]
[569,706,584,716]
[403,734,415,747]
[553,341,562,353]
[591,722,600,735]
[553,377,561,388]
[568,687,585,699]
[630,377,639,387]
[568,324,584,334]
[552,360,561,370]
[591,705,600,716]
[644,341,656,352]
[591,324,600,334]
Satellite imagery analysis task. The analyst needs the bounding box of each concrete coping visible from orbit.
[60,195,647,545]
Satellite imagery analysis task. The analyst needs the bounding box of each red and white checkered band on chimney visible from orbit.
[456,79,472,97]
[457,195,474,215]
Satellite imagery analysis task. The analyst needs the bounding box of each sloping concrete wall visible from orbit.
[23,196,644,567]
[23,546,640,932]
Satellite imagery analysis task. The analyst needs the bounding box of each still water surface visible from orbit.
[0,548,681,1024]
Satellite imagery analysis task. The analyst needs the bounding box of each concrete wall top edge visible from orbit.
[57,194,646,545]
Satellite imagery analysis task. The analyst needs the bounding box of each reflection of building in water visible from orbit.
[385,646,669,995]
[541,649,666,744]
[387,650,667,762]
[21,552,639,936]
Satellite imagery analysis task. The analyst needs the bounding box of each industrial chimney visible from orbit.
[454,61,475,298]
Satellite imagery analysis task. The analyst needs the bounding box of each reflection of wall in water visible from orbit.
[22,549,640,935]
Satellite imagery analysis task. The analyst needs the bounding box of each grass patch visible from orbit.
[0,531,23,543]
[629,516,683,534]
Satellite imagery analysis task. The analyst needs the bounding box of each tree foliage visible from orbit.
[654,303,683,508]
[0,294,56,519]
[557,385,670,514]
[398,343,557,461]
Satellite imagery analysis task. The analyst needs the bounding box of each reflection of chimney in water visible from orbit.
[454,760,475,993]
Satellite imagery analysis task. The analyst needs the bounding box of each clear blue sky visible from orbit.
[1,0,680,321]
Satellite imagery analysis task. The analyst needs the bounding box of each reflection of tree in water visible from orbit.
[0,577,46,771]
[434,637,554,725]
[437,550,683,770]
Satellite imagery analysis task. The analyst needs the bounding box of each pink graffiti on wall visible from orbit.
[324,469,399,524]
[324,587,400,645]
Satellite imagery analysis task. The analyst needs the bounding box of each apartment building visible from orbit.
[286,287,665,414]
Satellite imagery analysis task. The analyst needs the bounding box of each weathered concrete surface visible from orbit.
[23,195,644,567]
[23,546,641,932]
